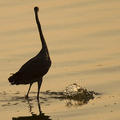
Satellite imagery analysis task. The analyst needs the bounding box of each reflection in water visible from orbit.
[12,113,51,120]
[12,99,51,120]
[0,84,99,120]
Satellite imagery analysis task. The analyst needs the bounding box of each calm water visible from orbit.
[0,0,120,120]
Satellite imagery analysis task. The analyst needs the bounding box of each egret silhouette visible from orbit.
[8,6,51,99]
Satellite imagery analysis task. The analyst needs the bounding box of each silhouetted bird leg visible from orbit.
[37,78,43,100]
[25,83,33,99]
[37,98,42,114]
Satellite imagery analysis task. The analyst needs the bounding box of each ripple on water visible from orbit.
[0,83,100,108]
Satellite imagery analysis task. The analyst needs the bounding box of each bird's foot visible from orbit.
[25,95,29,99]
[37,95,39,100]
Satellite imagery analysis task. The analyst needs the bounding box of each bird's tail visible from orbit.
[8,72,23,85]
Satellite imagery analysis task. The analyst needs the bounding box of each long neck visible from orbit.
[35,11,48,50]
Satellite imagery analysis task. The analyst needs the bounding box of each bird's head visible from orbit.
[34,6,39,12]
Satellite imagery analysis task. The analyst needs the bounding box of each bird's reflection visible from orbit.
[12,99,51,120]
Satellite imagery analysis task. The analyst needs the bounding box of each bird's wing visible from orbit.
[18,56,50,80]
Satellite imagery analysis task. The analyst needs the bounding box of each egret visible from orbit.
[8,7,51,100]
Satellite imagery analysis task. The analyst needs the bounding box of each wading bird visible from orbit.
[8,7,51,100]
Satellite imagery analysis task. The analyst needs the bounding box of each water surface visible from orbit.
[0,0,120,120]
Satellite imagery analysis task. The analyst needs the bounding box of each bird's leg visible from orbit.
[37,98,42,114]
[37,79,43,100]
[25,83,33,99]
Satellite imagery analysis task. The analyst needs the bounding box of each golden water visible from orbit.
[0,0,120,120]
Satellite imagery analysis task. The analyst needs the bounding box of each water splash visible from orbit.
[63,83,97,101]
[64,83,81,96]
[42,83,100,106]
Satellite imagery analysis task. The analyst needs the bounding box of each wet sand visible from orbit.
[0,0,120,120]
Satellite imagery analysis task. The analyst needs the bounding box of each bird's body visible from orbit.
[9,49,51,85]
[8,7,51,99]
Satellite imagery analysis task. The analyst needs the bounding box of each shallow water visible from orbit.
[0,0,120,120]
